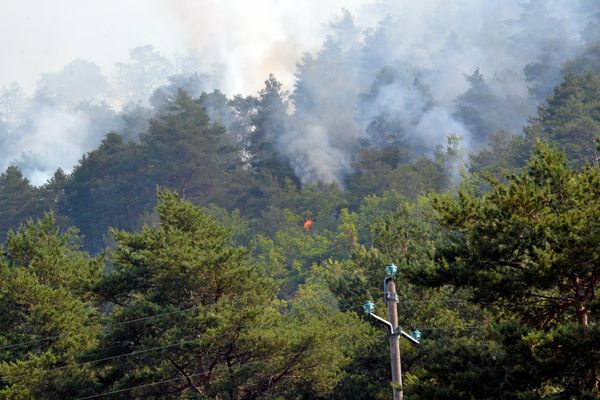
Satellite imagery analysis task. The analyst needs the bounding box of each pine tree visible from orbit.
[526,71,600,167]
[63,132,150,252]
[94,189,366,399]
[428,141,600,396]
[0,166,43,243]
[0,214,102,399]
[143,90,243,208]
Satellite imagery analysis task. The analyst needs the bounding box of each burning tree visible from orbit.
[303,216,314,232]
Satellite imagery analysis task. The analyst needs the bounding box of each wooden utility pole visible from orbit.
[364,264,418,400]
[386,278,402,400]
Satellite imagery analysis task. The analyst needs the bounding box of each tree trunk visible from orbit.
[576,303,589,326]
[575,277,598,394]
[575,277,591,326]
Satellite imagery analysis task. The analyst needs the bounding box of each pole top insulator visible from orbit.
[386,263,398,277]
[362,301,375,314]
[411,329,422,341]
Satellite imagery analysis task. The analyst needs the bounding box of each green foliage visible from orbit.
[143,90,248,207]
[470,71,600,182]
[94,189,367,398]
[5,214,102,298]
[0,167,44,244]
[306,190,482,399]
[434,142,600,324]
[562,43,600,77]
[249,74,295,181]
[63,91,257,251]
[429,141,600,396]
[526,72,600,167]
[347,136,460,204]
[454,68,530,147]
[0,214,102,399]
[63,132,151,252]
[4,69,600,399]
[468,130,530,179]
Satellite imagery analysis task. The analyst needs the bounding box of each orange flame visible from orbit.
[303,217,314,231]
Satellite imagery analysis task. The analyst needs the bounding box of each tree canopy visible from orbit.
[1,70,600,399]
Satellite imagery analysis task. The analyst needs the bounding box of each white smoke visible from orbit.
[15,106,91,184]
[1,0,599,185]
[281,124,352,185]
[0,47,210,185]
[273,0,598,183]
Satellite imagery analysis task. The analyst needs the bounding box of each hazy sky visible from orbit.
[1,0,371,95]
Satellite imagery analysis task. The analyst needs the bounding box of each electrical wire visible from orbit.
[46,337,206,373]
[397,299,472,304]
[78,371,209,399]
[0,304,202,351]
[0,297,489,355]
[3,303,366,379]
[0,302,367,352]
[338,304,365,311]
[74,350,317,400]
[5,329,241,379]
[412,326,482,331]
[62,323,484,398]
[71,323,486,400]
[76,370,211,399]
[1,299,484,388]
[11,320,480,383]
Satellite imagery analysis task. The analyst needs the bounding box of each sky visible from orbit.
[0,0,370,95]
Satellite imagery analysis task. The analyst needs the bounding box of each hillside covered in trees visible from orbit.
[2,3,600,399]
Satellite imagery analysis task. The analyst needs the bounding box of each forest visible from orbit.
[2,3,600,399]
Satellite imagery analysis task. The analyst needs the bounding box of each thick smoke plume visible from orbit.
[0,47,209,185]
[1,1,599,185]
[276,0,600,184]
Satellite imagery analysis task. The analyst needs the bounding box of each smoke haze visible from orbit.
[1,0,599,184]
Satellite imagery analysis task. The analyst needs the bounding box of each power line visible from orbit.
[1,299,482,351]
[4,303,367,379]
[77,370,211,399]
[5,330,240,379]
[49,337,205,373]
[3,302,373,382]
[415,326,482,331]
[71,323,485,400]
[9,322,484,380]
[0,299,484,364]
[0,304,202,351]
[1,303,366,352]
[0,296,492,352]
[338,304,364,311]
[74,350,316,400]
[397,299,471,304]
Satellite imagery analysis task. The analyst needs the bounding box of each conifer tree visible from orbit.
[95,189,366,399]
[0,214,102,399]
[0,166,42,243]
[428,141,600,397]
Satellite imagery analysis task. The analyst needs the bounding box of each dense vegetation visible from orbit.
[1,67,600,399]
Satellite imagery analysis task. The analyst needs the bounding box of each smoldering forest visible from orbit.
[2,0,599,185]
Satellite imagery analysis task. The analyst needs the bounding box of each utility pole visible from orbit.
[386,277,402,400]
[363,263,420,400]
